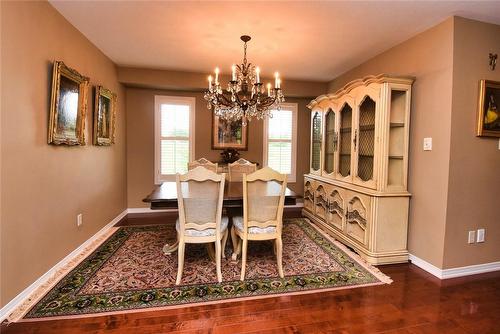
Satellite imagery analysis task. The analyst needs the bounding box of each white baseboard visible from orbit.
[127,207,177,214]
[0,209,128,323]
[409,254,500,279]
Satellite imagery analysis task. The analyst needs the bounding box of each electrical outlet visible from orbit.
[77,213,83,227]
[477,229,485,243]
[468,230,476,244]
[423,137,432,151]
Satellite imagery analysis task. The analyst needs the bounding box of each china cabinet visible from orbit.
[303,74,414,265]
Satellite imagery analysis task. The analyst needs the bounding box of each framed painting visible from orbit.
[477,80,500,137]
[212,114,248,150]
[48,61,89,145]
[93,86,117,145]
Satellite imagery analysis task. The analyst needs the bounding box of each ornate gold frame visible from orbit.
[211,114,248,150]
[477,79,500,137]
[93,86,117,145]
[48,61,89,145]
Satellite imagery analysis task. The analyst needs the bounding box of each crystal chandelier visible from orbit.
[204,35,284,125]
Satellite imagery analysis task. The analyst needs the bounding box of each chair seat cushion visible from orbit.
[176,216,228,237]
[233,216,277,234]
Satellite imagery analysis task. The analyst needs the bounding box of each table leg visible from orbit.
[162,241,179,255]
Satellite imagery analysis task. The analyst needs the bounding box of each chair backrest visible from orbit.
[228,158,257,182]
[176,166,225,237]
[188,158,218,173]
[242,167,287,234]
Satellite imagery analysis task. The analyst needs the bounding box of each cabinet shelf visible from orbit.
[359,125,375,131]
[390,122,405,128]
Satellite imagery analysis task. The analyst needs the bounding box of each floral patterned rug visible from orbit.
[23,218,391,320]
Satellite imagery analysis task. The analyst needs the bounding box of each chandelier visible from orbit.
[204,35,284,125]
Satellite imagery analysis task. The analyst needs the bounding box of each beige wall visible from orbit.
[118,67,328,98]
[126,87,311,207]
[328,18,455,268]
[0,1,127,306]
[443,17,500,268]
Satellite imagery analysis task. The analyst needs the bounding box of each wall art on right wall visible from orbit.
[477,80,500,137]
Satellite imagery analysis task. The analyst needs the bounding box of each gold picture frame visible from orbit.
[93,86,117,145]
[477,80,500,137]
[211,114,248,150]
[48,61,89,145]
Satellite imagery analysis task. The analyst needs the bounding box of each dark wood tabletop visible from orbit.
[143,181,298,209]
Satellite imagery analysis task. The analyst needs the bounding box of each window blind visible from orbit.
[160,104,190,175]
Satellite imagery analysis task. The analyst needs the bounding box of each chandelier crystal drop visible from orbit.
[204,35,284,125]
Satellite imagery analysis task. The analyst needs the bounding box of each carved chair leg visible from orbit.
[221,229,229,259]
[175,241,186,285]
[230,226,240,261]
[215,237,223,283]
[275,237,284,278]
[240,237,248,281]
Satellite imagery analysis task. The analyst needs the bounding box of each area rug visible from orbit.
[22,218,391,320]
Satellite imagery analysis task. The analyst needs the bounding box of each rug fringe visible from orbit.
[303,218,393,284]
[6,227,119,323]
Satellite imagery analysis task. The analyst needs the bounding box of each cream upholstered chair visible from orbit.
[175,166,228,284]
[188,158,218,173]
[230,167,287,280]
[228,158,257,182]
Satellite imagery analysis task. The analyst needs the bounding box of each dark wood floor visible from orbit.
[2,213,500,334]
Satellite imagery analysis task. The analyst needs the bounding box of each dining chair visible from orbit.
[188,158,218,173]
[228,158,257,182]
[175,166,228,284]
[230,167,287,280]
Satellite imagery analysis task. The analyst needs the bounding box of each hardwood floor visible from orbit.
[2,214,499,334]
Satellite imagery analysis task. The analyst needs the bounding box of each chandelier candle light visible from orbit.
[204,35,284,125]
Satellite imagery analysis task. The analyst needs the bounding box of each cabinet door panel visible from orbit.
[303,178,315,213]
[314,184,328,221]
[345,192,371,246]
[310,111,322,174]
[353,92,378,189]
[326,187,345,231]
[337,102,353,182]
[323,108,337,176]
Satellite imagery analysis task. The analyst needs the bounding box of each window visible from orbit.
[263,103,298,182]
[154,96,195,183]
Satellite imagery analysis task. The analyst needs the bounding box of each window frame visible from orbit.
[262,102,298,183]
[154,95,196,184]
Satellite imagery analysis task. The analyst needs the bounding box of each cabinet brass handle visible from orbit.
[353,130,358,151]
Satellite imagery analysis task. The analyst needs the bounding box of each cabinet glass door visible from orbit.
[338,104,353,178]
[356,96,376,183]
[311,111,322,172]
[324,108,336,174]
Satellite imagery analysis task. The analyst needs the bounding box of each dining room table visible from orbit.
[143,181,299,254]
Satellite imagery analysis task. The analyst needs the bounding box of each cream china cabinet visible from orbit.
[304,74,414,265]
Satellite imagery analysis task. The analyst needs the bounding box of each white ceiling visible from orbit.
[50,1,500,82]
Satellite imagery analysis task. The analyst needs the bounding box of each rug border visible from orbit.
[17,280,386,323]
[15,218,392,322]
